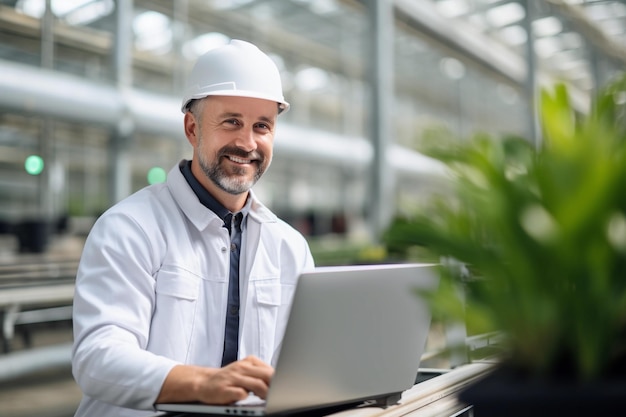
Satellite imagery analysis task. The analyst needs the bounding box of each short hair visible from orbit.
[186,98,205,117]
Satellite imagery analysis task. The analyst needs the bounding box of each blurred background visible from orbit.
[0,0,624,416]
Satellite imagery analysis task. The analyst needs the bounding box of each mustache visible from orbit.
[218,146,263,161]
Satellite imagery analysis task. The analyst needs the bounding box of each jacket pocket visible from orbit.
[155,267,200,300]
[253,280,297,364]
[255,281,281,307]
[148,267,201,361]
[253,280,279,362]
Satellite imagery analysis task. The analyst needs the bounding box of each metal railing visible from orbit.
[0,255,78,352]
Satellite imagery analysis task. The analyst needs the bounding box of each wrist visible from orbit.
[157,364,215,404]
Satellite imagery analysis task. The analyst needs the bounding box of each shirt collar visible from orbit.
[180,160,251,225]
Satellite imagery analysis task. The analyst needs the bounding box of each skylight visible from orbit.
[532,16,563,38]
[183,32,230,60]
[484,2,526,27]
[295,67,329,91]
[133,11,172,54]
[15,0,113,25]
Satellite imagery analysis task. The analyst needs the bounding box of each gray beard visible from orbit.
[197,151,265,195]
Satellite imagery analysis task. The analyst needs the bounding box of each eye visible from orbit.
[224,118,241,126]
[254,122,271,131]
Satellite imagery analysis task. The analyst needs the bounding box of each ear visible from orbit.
[184,112,199,146]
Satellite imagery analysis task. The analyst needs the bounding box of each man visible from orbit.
[71,39,315,417]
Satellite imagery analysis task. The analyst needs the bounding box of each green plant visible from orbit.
[384,73,626,381]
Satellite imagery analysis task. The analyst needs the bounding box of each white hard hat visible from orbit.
[181,39,290,114]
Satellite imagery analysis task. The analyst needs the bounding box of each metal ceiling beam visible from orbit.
[546,0,626,65]
[392,0,591,111]
[393,0,527,84]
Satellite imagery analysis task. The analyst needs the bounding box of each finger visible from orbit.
[240,355,274,371]
[241,356,274,371]
[201,385,249,405]
[242,355,266,366]
[226,359,274,384]
[243,364,273,383]
[213,364,271,397]
[233,374,271,399]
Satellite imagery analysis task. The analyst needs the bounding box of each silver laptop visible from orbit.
[156,263,437,416]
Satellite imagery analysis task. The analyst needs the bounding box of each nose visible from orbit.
[234,126,257,152]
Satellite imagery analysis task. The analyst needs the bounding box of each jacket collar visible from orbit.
[168,160,277,231]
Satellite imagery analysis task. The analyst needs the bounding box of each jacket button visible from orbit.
[221,247,227,253]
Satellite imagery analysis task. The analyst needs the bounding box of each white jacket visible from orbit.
[72,161,315,417]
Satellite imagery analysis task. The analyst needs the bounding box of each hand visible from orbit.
[156,355,274,405]
[198,356,274,404]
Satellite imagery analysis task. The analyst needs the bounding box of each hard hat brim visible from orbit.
[181,90,290,114]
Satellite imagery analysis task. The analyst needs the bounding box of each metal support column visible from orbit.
[109,0,134,205]
[589,45,602,96]
[522,0,541,148]
[588,41,614,95]
[38,0,55,222]
[367,0,395,242]
[173,0,189,93]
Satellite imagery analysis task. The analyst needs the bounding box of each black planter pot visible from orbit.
[458,366,626,417]
[15,219,50,253]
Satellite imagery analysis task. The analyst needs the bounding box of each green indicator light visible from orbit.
[25,155,44,175]
[147,167,167,184]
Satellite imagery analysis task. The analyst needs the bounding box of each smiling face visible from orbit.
[184,95,278,211]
